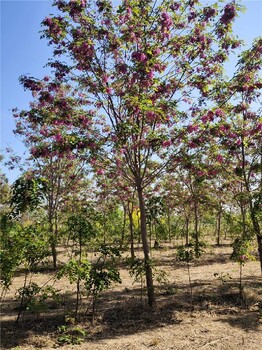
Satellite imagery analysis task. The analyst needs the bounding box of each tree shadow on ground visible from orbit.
[1,276,261,349]
[215,311,261,331]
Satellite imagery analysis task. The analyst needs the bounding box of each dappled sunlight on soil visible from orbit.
[1,242,261,350]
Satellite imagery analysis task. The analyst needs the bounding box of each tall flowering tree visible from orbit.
[22,0,244,306]
[204,38,262,271]
[13,76,93,268]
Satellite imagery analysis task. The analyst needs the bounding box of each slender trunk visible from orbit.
[149,221,152,249]
[16,272,28,323]
[75,236,82,320]
[239,263,243,300]
[240,202,247,238]
[49,217,57,269]
[120,205,127,250]
[103,212,106,244]
[185,216,189,246]
[194,203,200,258]
[128,203,135,259]
[256,235,262,275]
[248,198,262,274]
[216,208,221,246]
[137,182,156,308]
[167,207,171,243]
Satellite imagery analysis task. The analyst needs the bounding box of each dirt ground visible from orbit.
[1,242,262,350]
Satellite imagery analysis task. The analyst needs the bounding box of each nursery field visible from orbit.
[1,241,262,350]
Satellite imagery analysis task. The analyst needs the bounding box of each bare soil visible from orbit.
[1,242,262,350]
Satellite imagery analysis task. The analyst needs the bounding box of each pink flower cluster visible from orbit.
[132,51,147,63]
[220,3,236,25]
[203,6,216,21]
[187,125,199,133]
[201,111,214,123]
[162,140,172,147]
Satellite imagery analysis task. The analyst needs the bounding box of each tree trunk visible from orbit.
[128,202,135,259]
[216,208,221,246]
[194,203,200,258]
[136,182,156,307]
[185,216,189,246]
[51,239,57,269]
[49,217,57,269]
[120,204,127,250]
[249,202,262,274]
[167,207,171,243]
[256,235,262,275]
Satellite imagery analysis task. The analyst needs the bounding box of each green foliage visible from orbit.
[16,283,60,316]
[0,217,50,291]
[57,325,87,345]
[57,259,91,284]
[66,206,98,245]
[0,217,23,289]
[57,244,121,321]
[177,237,206,262]
[176,244,194,262]
[87,245,122,294]
[10,175,47,216]
[20,223,51,270]
[231,238,255,265]
[126,257,147,284]
[154,268,169,285]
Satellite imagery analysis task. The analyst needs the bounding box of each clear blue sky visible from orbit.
[1,0,262,183]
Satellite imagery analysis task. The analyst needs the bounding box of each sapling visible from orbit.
[177,244,194,313]
[231,238,255,302]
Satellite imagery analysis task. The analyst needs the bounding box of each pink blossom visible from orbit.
[102,75,109,83]
[117,63,127,74]
[188,141,198,148]
[255,123,262,132]
[228,132,237,139]
[216,155,224,163]
[147,70,154,79]
[131,51,147,62]
[240,255,248,261]
[54,134,63,142]
[146,111,156,121]
[162,140,172,147]
[97,169,104,175]
[215,109,224,117]
[236,139,241,146]
[197,170,205,177]
[153,48,161,55]
[187,125,199,133]
[201,115,209,123]
[106,87,113,94]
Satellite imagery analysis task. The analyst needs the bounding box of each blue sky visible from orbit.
[1,0,262,183]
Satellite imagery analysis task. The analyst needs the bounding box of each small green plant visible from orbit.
[176,244,194,312]
[177,244,194,262]
[16,283,60,320]
[57,258,91,320]
[86,244,122,323]
[58,244,121,323]
[155,268,169,285]
[57,325,87,345]
[126,257,147,301]
[231,238,255,301]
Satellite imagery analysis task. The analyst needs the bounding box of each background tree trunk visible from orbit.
[137,182,156,307]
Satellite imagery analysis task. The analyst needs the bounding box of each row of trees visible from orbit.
[1,0,261,309]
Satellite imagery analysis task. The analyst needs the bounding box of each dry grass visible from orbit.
[1,241,262,350]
